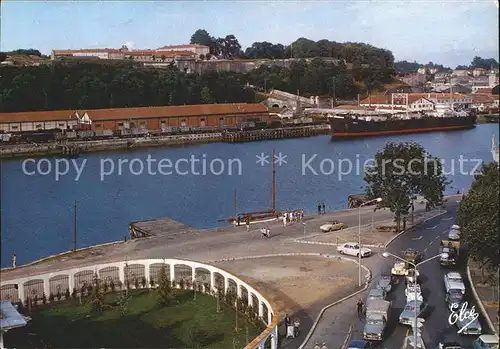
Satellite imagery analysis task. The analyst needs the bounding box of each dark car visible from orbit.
[445,289,464,308]
[438,341,462,349]
[402,248,422,263]
[348,339,372,349]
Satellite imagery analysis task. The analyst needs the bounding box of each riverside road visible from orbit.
[1,196,484,349]
[348,200,480,349]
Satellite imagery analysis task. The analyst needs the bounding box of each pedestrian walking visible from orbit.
[12,253,16,268]
[246,217,250,232]
[322,203,326,213]
[293,318,300,337]
[356,298,364,318]
[317,203,321,215]
[284,313,291,327]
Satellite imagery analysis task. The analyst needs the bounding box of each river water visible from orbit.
[1,124,498,267]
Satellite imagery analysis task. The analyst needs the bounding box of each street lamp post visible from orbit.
[358,198,382,287]
[382,251,448,348]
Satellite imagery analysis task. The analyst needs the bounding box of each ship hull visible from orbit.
[330,114,476,138]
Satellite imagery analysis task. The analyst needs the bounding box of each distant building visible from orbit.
[156,44,210,58]
[359,92,472,111]
[452,69,470,77]
[433,84,472,94]
[472,67,487,77]
[399,73,427,87]
[0,103,270,133]
[417,67,428,74]
[488,72,499,88]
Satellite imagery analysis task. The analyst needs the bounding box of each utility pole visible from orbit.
[73,200,77,252]
[332,77,336,108]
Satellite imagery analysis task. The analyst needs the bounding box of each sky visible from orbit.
[1,0,499,68]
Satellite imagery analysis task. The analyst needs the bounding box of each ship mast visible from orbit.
[272,149,276,212]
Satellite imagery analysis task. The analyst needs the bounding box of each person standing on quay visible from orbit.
[12,253,16,268]
[322,203,326,213]
[317,203,321,215]
[246,217,250,232]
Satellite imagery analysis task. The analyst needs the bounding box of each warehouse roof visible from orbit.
[0,103,269,123]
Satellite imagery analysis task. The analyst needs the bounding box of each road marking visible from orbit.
[429,241,433,245]
[426,225,437,230]
[412,236,423,240]
[405,328,410,336]
[436,236,440,240]
[443,217,453,221]
[424,248,428,252]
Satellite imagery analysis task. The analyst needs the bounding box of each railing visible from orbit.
[0,258,279,349]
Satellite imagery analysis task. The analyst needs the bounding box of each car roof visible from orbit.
[478,334,499,342]
[447,272,461,278]
[349,339,369,345]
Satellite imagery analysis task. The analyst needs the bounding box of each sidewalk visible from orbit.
[468,262,499,335]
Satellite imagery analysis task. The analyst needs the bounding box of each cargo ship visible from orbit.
[328,107,477,138]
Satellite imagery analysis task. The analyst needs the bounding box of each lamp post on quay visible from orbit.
[358,198,382,287]
[382,251,448,348]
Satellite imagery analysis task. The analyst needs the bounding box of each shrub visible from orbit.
[109,279,116,292]
[116,280,123,290]
[157,266,174,306]
[42,293,47,305]
[88,273,104,313]
[141,276,147,288]
[179,278,185,290]
[204,283,210,293]
[86,284,93,294]
[185,279,192,289]
[65,288,70,299]
[198,283,203,293]
[16,300,23,311]
[32,295,38,307]
[56,291,62,301]
[103,281,109,293]
[149,278,155,288]
[71,288,77,299]
[115,290,131,317]
[171,280,177,288]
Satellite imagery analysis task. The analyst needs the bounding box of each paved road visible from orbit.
[350,200,482,349]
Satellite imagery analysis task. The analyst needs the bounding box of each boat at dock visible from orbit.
[329,108,476,138]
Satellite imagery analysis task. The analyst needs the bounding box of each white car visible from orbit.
[405,284,423,302]
[448,225,461,240]
[320,220,346,232]
[337,243,372,257]
[391,261,407,276]
[444,272,465,294]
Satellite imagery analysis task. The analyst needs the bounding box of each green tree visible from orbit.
[115,290,132,317]
[156,266,174,306]
[457,162,499,276]
[190,29,213,47]
[88,273,105,313]
[200,86,213,104]
[364,142,449,231]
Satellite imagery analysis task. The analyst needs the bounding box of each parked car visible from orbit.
[347,339,372,349]
[402,336,426,349]
[391,261,407,276]
[362,299,391,341]
[472,334,499,349]
[376,273,393,293]
[337,243,372,257]
[405,268,420,284]
[366,288,386,305]
[399,300,427,325]
[454,311,482,335]
[402,248,423,263]
[445,289,465,308]
[405,283,423,302]
[320,220,346,232]
[448,226,461,241]
[444,272,466,294]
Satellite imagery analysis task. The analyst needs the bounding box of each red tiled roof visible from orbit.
[157,44,209,50]
[128,50,195,57]
[53,48,123,54]
[0,104,269,123]
[471,95,495,103]
[473,88,493,95]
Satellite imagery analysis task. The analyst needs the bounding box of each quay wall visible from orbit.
[0,258,280,349]
[0,124,330,159]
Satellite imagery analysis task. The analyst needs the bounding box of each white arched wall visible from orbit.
[0,258,279,349]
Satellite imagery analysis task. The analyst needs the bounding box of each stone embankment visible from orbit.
[0,124,330,159]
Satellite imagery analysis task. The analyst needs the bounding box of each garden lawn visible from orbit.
[4,289,264,348]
